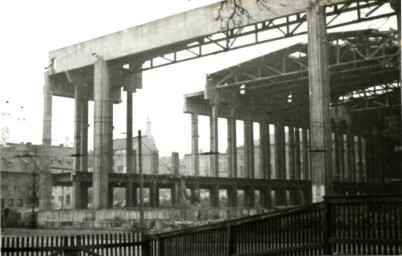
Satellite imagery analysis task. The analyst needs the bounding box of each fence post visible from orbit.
[142,234,151,256]
[227,223,235,256]
[322,198,331,254]
[158,236,164,256]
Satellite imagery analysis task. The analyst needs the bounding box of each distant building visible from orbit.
[180,134,292,178]
[112,135,159,174]
[0,143,74,215]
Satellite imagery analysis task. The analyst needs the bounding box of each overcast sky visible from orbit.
[0,1,396,157]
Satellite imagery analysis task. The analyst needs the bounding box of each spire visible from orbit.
[145,115,154,143]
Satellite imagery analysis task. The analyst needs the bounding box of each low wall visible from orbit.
[37,207,269,229]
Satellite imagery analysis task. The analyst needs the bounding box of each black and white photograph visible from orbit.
[0,0,401,255]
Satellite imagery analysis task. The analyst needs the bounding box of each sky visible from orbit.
[0,0,397,157]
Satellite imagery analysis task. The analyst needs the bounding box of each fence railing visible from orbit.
[1,232,148,256]
[2,195,401,256]
[148,194,402,256]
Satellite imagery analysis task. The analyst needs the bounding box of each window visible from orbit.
[66,194,71,205]
[8,199,13,207]
[1,173,8,179]
[1,185,8,191]
[26,200,32,208]
[35,201,39,207]
[14,185,19,190]
[1,199,4,208]
[17,199,23,207]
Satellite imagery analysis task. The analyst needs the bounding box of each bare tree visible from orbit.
[14,149,43,228]
[215,0,272,30]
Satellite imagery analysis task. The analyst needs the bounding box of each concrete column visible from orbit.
[275,124,286,179]
[275,188,287,206]
[73,181,88,209]
[288,126,295,180]
[172,152,180,175]
[228,185,238,207]
[260,121,271,179]
[74,85,83,173]
[346,124,355,182]
[80,98,89,172]
[333,122,341,182]
[339,125,345,181]
[307,4,333,201]
[364,130,373,183]
[109,102,114,173]
[126,90,135,207]
[302,128,309,180]
[210,104,219,177]
[150,180,159,207]
[172,181,180,206]
[260,187,271,208]
[108,184,114,208]
[294,128,301,180]
[191,181,200,204]
[227,113,237,178]
[290,188,301,206]
[357,135,364,182]
[40,72,53,211]
[93,56,111,209]
[245,187,255,208]
[191,113,200,176]
[244,120,254,178]
[210,184,220,208]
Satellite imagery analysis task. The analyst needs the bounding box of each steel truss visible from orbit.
[131,0,395,71]
[207,30,398,102]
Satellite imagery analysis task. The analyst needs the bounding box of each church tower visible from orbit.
[145,115,155,144]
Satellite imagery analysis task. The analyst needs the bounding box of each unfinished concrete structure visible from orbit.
[185,29,400,206]
[41,0,400,212]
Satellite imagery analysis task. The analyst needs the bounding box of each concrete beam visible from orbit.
[48,0,346,73]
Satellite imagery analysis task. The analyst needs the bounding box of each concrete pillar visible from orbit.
[172,181,180,206]
[73,182,88,209]
[260,121,271,179]
[364,130,373,183]
[74,85,83,173]
[172,152,180,175]
[307,4,333,201]
[288,126,295,180]
[227,112,237,178]
[294,128,301,180]
[357,135,364,182]
[346,124,355,182]
[333,122,341,181]
[126,90,135,207]
[191,113,200,176]
[93,56,111,209]
[275,124,286,179]
[191,181,200,204]
[339,125,345,181]
[40,72,53,211]
[210,184,220,208]
[275,188,287,206]
[150,180,159,207]
[260,187,271,208]
[244,120,254,178]
[108,184,114,208]
[245,187,255,208]
[210,104,219,177]
[302,128,309,180]
[228,185,238,207]
[80,98,89,172]
[109,102,114,173]
[290,188,301,205]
